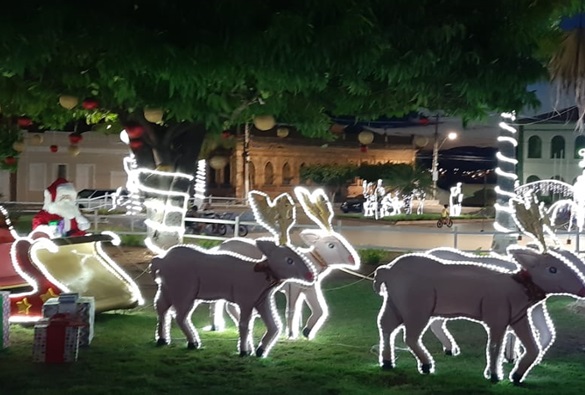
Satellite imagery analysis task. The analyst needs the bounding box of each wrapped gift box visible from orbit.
[33,314,82,363]
[42,293,95,347]
[1,291,8,349]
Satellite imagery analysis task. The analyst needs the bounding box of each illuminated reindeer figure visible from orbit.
[150,191,316,357]
[426,192,571,362]
[373,192,585,384]
[216,187,360,339]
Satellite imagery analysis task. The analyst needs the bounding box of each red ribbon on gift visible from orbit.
[44,313,86,363]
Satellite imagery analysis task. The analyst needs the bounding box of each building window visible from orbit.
[282,162,292,185]
[526,175,540,183]
[575,135,585,158]
[264,162,274,185]
[552,175,565,182]
[527,136,542,158]
[550,135,565,159]
[56,164,68,180]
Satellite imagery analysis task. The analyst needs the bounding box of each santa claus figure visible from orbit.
[32,178,91,237]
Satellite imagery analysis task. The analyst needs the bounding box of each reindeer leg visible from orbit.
[429,319,460,356]
[403,318,434,374]
[238,306,254,357]
[302,283,328,340]
[530,303,555,354]
[154,288,172,346]
[175,300,201,350]
[283,283,302,339]
[484,323,507,382]
[378,296,403,370]
[209,300,226,331]
[509,315,541,385]
[226,302,240,326]
[255,297,282,357]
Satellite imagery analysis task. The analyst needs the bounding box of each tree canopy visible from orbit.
[0,0,579,138]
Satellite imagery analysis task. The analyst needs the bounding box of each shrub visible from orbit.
[359,248,386,265]
[119,234,145,247]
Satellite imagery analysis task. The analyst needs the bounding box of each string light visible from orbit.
[494,112,519,233]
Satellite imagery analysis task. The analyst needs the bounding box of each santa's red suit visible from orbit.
[32,178,91,237]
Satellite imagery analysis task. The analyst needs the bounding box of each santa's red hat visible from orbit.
[43,178,78,210]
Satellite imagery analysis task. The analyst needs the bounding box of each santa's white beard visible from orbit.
[46,200,81,220]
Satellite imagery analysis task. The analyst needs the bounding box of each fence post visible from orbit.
[93,209,98,231]
[453,226,458,249]
[234,215,240,238]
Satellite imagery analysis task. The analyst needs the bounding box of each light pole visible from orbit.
[431,115,457,199]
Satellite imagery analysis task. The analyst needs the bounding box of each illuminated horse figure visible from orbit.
[215,187,360,339]
[373,193,585,384]
[151,191,316,357]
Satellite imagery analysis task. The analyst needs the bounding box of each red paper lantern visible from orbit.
[17,117,33,128]
[360,144,368,153]
[68,133,83,144]
[82,98,99,110]
[129,140,143,150]
[50,145,58,153]
[419,117,430,125]
[125,124,145,139]
[4,156,16,165]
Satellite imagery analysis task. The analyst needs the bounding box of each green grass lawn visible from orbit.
[2,277,585,395]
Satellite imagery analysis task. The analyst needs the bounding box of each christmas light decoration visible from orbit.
[152,191,317,357]
[494,112,519,234]
[192,159,206,210]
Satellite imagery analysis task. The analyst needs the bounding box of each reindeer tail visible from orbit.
[150,257,162,282]
[373,267,389,295]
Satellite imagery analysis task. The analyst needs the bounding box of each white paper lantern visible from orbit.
[59,95,79,110]
[414,136,429,148]
[253,115,276,131]
[12,141,25,152]
[358,130,374,145]
[209,155,229,170]
[144,108,164,123]
[30,134,43,145]
[276,127,289,138]
[68,145,80,157]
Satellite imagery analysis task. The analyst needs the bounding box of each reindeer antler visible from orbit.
[510,191,557,252]
[294,187,334,232]
[248,191,296,245]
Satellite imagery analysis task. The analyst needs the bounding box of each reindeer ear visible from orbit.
[509,247,540,269]
[255,239,278,256]
[299,229,321,245]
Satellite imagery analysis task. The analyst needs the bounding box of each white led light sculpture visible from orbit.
[151,191,317,357]
[216,187,361,339]
[115,154,143,215]
[192,159,207,210]
[374,192,585,384]
[449,182,463,216]
[493,112,519,235]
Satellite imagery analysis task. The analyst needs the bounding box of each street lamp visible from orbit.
[431,117,457,200]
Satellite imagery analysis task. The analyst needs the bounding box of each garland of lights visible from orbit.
[152,191,317,357]
[192,159,207,210]
[494,112,519,233]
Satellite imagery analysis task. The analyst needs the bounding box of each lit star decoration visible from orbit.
[152,191,317,358]
[40,288,59,303]
[374,194,585,384]
[16,297,32,314]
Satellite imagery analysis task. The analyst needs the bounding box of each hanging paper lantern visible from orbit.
[58,95,79,110]
[129,140,143,150]
[17,117,32,128]
[30,134,43,145]
[253,115,276,131]
[50,145,58,153]
[82,98,99,110]
[4,156,16,165]
[68,145,80,157]
[125,123,145,139]
[276,127,289,138]
[360,144,368,153]
[209,155,229,170]
[358,130,374,145]
[12,141,25,152]
[68,133,83,145]
[414,136,429,148]
[144,108,164,123]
